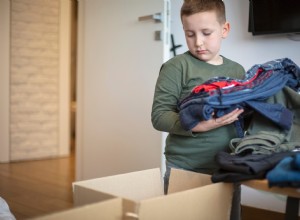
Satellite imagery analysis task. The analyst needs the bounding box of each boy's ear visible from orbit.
[222,22,230,38]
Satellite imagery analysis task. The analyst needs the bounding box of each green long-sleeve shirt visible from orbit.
[151,51,245,173]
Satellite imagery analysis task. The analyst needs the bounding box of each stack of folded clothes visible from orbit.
[205,58,300,184]
[178,58,300,134]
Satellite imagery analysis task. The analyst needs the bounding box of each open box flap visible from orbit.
[138,182,234,220]
[73,168,163,202]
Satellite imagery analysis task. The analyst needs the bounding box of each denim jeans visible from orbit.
[164,161,241,220]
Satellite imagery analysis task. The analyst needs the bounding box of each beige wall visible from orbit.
[0,0,71,162]
[10,0,60,160]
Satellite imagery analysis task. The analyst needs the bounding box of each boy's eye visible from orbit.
[203,32,212,36]
[185,32,194,37]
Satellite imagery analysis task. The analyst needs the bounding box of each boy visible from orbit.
[151,0,244,219]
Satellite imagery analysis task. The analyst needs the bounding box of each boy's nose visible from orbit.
[195,37,204,47]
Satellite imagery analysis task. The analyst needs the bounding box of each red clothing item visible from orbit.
[192,68,263,94]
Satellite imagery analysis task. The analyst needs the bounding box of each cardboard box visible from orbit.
[31,198,124,220]
[73,168,233,220]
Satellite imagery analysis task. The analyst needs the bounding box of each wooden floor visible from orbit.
[0,152,75,219]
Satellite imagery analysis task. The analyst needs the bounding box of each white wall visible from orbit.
[170,0,300,214]
[222,0,300,69]
[76,0,166,180]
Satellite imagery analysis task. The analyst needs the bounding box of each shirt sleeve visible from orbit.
[151,62,194,137]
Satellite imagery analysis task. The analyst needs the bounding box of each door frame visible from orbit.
[75,0,85,180]
[59,0,72,157]
[0,0,10,163]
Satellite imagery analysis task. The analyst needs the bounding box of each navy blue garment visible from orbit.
[178,58,300,131]
[267,153,300,188]
[244,100,293,131]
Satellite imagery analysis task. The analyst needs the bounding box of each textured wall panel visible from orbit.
[10,0,59,161]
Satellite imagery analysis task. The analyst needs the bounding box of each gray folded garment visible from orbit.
[229,131,299,155]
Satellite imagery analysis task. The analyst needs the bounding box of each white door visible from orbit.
[76,0,170,180]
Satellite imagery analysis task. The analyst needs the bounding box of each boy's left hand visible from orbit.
[191,108,244,132]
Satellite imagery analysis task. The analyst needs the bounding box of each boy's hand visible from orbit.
[191,108,244,132]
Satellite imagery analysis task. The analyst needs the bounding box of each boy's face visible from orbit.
[182,11,229,64]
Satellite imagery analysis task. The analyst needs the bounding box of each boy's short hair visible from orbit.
[181,0,226,24]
